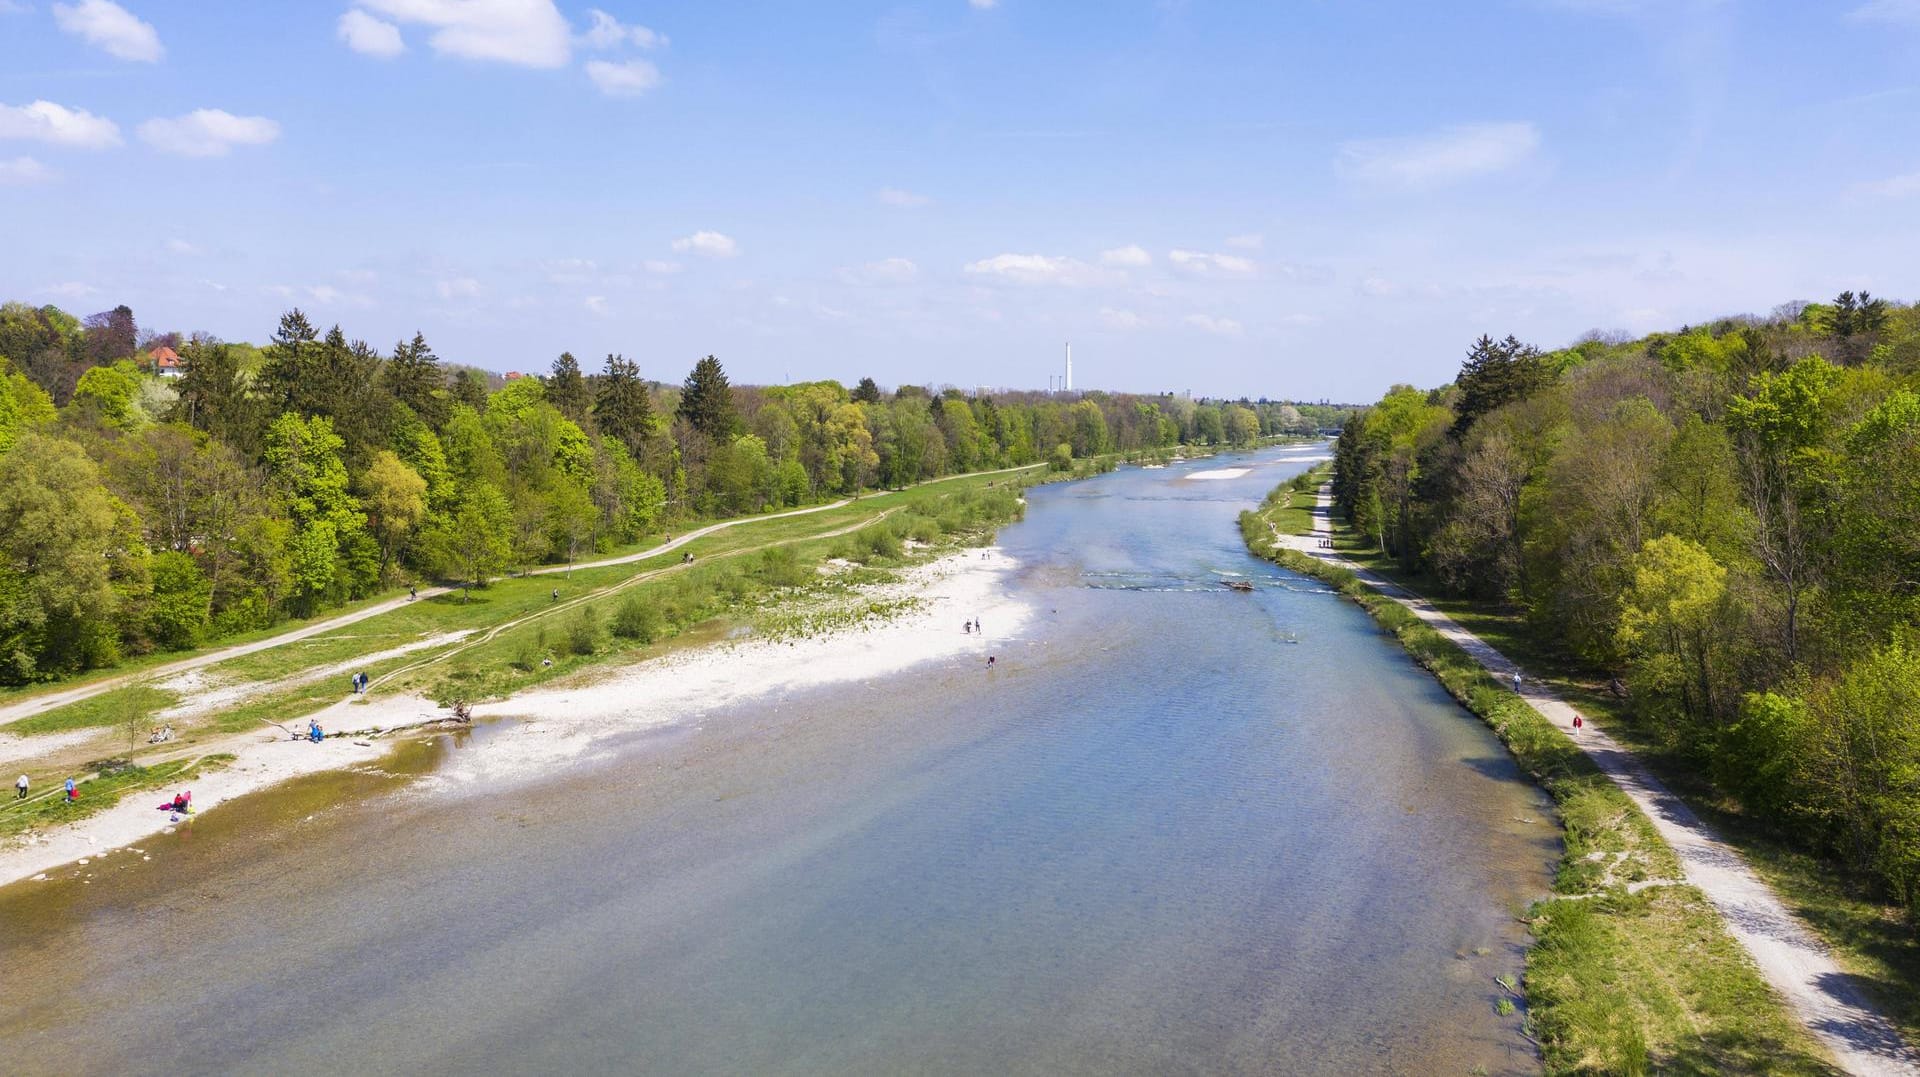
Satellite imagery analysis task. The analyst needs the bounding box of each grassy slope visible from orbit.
[1241,493,1836,1076]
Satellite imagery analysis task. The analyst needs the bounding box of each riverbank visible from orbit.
[0,547,1028,892]
[1243,484,1906,1075]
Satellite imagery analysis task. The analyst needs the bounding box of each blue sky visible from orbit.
[3,0,1919,401]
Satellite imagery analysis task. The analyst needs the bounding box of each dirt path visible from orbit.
[0,464,1041,731]
[1278,485,1917,1077]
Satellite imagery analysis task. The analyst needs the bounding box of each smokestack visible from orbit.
[1065,341,1073,393]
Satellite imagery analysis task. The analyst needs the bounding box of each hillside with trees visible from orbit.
[0,300,1347,687]
[1332,294,1920,921]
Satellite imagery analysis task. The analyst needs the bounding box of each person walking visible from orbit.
[64,777,77,803]
[1573,713,1584,736]
[1511,672,1523,693]
[409,585,418,601]
[14,774,26,800]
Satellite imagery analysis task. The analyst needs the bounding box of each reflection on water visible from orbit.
[0,445,1557,1076]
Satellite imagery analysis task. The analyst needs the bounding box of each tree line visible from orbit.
[1332,292,1920,918]
[0,299,1347,686]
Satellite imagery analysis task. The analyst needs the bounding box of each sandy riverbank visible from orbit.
[0,548,1028,891]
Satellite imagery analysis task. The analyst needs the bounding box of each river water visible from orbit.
[0,444,1557,1075]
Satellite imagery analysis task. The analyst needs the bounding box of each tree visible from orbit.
[0,358,55,455]
[594,354,655,460]
[361,450,429,580]
[254,309,320,418]
[1615,535,1729,729]
[427,482,512,595]
[547,351,591,423]
[170,336,262,452]
[68,361,144,430]
[146,550,212,650]
[82,304,137,365]
[0,434,125,681]
[851,376,883,404]
[678,354,738,444]
[262,413,370,609]
[1224,404,1261,447]
[386,332,449,429]
[1452,334,1546,436]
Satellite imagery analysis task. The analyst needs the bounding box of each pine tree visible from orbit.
[547,351,591,423]
[255,309,319,416]
[595,354,654,458]
[852,376,882,404]
[1451,334,1544,436]
[385,331,449,429]
[677,355,738,443]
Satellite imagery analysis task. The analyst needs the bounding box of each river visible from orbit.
[0,444,1557,1075]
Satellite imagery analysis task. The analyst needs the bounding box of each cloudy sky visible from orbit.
[4,1,1919,400]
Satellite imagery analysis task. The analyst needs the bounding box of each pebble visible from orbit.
[77,858,89,865]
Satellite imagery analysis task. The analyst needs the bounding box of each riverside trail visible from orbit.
[1277,484,1919,1077]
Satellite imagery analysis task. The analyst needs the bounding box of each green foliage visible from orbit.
[611,593,663,643]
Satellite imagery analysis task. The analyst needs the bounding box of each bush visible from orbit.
[855,524,903,563]
[754,546,812,588]
[612,593,663,643]
[1049,442,1074,471]
[567,608,601,656]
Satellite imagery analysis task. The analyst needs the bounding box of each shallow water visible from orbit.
[0,445,1557,1075]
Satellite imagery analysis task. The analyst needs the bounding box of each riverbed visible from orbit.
[0,444,1558,1075]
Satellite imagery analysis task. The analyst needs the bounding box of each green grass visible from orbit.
[6,684,177,738]
[1241,493,1836,1075]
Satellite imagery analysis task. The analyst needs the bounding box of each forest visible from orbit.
[1332,293,1920,919]
[0,300,1346,687]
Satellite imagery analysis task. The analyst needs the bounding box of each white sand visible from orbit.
[0,550,1028,890]
[1185,467,1251,481]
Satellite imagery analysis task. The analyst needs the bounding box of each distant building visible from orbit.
[504,371,525,381]
[150,345,183,378]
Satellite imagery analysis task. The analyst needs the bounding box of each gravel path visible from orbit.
[1279,485,1916,1076]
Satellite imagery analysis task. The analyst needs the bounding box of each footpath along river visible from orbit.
[0,443,1558,1075]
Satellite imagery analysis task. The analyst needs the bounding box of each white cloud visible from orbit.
[1358,275,1399,298]
[1224,233,1264,250]
[0,100,122,149]
[964,252,1116,287]
[1338,121,1540,189]
[338,9,405,58]
[39,281,98,299]
[138,109,280,157]
[52,0,162,62]
[969,0,998,8]
[1848,0,1920,25]
[1099,307,1147,330]
[1100,244,1152,268]
[642,259,682,275]
[1169,249,1257,275]
[165,237,199,255]
[1184,313,1244,336]
[586,58,662,97]
[0,156,51,184]
[355,0,572,68]
[1855,169,1920,198]
[672,230,739,258]
[584,295,609,315]
[878,186,931,208]
[437,276,481,299]
[848,257,919,284]
[582,9,666,49]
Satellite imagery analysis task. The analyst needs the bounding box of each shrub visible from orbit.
[567,608,601,656]
[612,593,663,643]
